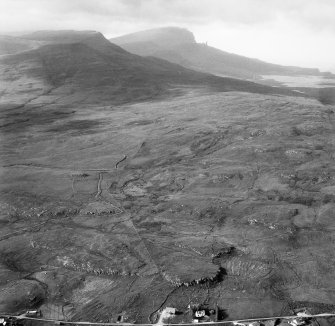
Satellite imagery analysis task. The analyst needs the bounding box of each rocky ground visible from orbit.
[1,86,335,325]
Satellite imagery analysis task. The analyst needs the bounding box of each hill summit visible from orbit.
[20,30,126,55]
[111,27,196,47]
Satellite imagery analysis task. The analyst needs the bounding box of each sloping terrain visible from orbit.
[1,85,335,324]
[110,27,328,80]
[0,29,335,326]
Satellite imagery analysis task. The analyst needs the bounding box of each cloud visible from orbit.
[0,0,334,71]
[1,0,335,32]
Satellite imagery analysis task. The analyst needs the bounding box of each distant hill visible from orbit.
[0,30,117,56]
[0,35,43,55]
[1,30,298,106]
[20,30,128,56]
[111,27,196,48]
[110,27,328,81]
[21,30,103,42]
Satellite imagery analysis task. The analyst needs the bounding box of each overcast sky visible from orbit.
[1,0,334,72]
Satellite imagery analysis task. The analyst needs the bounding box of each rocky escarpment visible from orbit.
[162,267,227,287]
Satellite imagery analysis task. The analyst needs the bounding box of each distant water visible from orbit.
[261,75,335,88]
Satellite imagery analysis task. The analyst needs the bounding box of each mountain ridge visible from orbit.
[1,29,298,106]
[110,26,329,80]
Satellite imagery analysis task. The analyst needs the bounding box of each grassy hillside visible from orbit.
[0,35,43,55]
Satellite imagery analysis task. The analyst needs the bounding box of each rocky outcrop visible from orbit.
[162,267,227,287]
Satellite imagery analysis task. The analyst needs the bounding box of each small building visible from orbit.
[289,319,306,326]
[189,304,214,323]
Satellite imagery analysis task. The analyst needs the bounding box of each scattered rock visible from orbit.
[80,201,122,215]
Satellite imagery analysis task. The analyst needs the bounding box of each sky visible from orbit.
[0,0,334,72]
